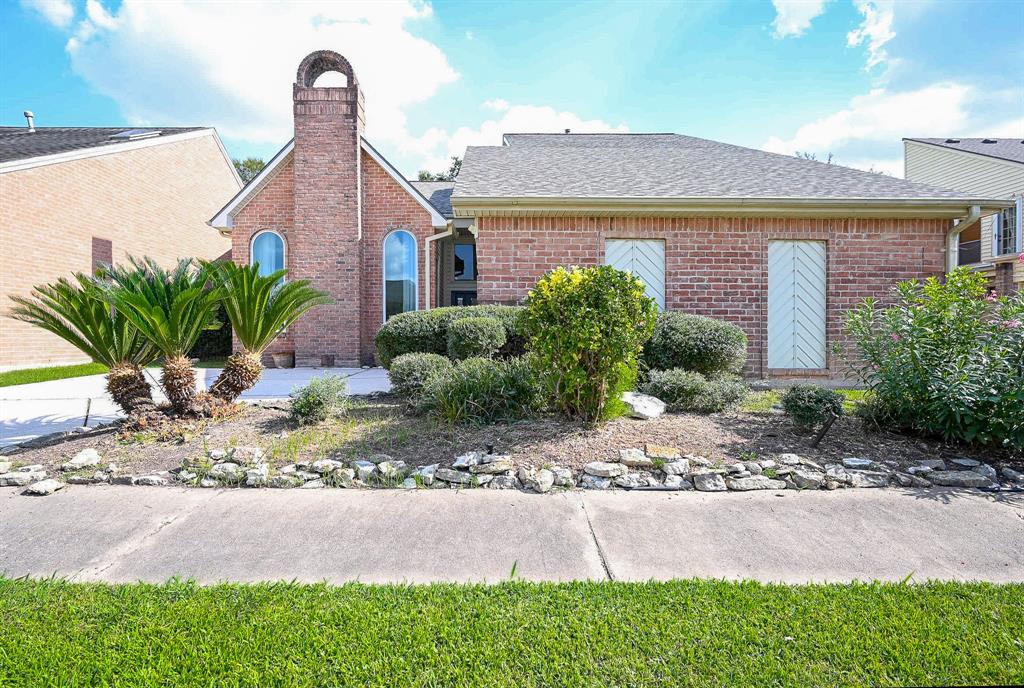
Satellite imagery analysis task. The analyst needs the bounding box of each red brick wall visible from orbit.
[290,81,365,366]
[230,159,296,359]
[360,152,437,364]
[475,216,948,378]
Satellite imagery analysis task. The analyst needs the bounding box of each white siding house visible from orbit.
[904,137,1023,291]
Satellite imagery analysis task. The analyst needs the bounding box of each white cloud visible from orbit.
[771,0,829,38]
[847,0,896,71]
[481,98,509,112]
[416,103,628,172]
[61,0,459,161]
[21,0,74,29]
[762,83,992,176]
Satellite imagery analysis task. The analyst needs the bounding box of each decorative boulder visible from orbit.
[621,392,666,420]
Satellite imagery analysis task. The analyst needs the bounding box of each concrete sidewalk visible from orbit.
[1,486,1021,584]
[0,367,390,447]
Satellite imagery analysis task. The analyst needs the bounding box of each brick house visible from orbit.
[1,122,240,370]
[211,50,1008,377]
[904,137,1023,295]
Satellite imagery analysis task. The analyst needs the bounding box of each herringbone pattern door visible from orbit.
[605,239,666,309]
[768,241,826,369]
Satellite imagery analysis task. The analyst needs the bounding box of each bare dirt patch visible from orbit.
[4,394,1014,480]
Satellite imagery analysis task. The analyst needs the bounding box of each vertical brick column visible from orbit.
[291,51,365,366]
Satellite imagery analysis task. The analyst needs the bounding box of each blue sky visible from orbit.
[2,0,1021,177]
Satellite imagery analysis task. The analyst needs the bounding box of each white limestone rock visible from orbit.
[621,392,666,420]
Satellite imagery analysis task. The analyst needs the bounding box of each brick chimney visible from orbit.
[291,50,366,366]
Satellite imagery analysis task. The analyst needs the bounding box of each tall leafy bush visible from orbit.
[844,268,1023,450]
[523,265,657,423]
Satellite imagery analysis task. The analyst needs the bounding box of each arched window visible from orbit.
[250,231,285,277]
[383,230,417,320]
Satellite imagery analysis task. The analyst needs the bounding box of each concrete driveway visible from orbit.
[1,486,1021,584]
[0,367,390,447]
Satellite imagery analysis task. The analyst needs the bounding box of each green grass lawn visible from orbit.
[740,388,866,414]
[0,362,108,387]
[1,578,1021,687]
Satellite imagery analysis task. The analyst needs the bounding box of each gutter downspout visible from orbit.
[947,205,981,273]
[425,226,453,310]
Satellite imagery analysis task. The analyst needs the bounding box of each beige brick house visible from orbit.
[1,123,241,370]
[904,137,1023,294]
[212,50,1009,378]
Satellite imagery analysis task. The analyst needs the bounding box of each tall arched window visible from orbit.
[383,230,417,320]
[250,230,285,277]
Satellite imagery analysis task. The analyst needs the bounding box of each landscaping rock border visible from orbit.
[2,441,1020,497]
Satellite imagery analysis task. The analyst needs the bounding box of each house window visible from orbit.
[250,231,285,277]
[995,200,1020,256]
[454,243,476,281]
[384,230,417,320]
[91,237,112,273]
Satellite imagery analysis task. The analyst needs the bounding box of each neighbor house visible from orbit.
[211,50,1008,378]
[0,120,241,370]
[904,137,1023,294]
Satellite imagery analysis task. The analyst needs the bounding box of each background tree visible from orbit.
[795,151,834,164]
[417,156,461,181]
[233,157,265,184]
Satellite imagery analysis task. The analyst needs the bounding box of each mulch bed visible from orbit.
[4,394,1016,479]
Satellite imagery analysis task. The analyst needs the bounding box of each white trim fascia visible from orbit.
[360,137,448,228]
[424,227,453,310]
[903,139,1024,172]
[209,137,448,229]
[0,128,227,175]
[210,139,295,228]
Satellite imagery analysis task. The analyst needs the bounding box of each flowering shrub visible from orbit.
[523,265,657,423]
[844,268,1023,450]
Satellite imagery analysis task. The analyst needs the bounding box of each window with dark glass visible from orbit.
[453,243,476,281]
[384,230,417,320]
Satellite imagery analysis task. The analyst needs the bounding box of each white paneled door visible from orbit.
[605,239,666,309]
[767,241,827,369]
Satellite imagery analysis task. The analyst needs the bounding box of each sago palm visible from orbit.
[101,257,224,413]
[207,262,331,401]
[8,273,159,415]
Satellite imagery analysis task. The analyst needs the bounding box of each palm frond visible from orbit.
[8,273,157,367]
[210,262,331,354]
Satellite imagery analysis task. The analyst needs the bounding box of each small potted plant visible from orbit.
[271,350,296,368]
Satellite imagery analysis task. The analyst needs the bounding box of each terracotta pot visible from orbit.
[271,351,295,369]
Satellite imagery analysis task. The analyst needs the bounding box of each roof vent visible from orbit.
[564,128,570,134]
[944,138,960,143]
[981,138,997,144]
[23,110,35,133]
[110,129,161,141]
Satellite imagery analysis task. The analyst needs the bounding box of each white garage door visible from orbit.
[768,241,826,369]
[605,239,665,309]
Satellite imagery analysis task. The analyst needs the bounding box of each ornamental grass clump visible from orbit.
[523,265,657,423]
[844,267,1023,450]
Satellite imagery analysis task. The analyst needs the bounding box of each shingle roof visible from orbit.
[904,137,1024,164]
[410,181,455,217]
[0,126,206,163]
[454,132,982,201]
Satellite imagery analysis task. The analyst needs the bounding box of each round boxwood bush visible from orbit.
[375,305,526,367]
[388,352,453,405]
[641,368,748,414]
[781,384,844,430]
[447,317,507,360]
[420,356,542,424]
[643,312,748,376]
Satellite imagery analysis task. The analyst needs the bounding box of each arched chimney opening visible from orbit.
[295,50,357,88]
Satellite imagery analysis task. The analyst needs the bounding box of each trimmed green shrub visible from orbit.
[388,352,453,405]
[289,375,348,425]
[643,312,748,376]
[781,385,844,430]
[421,356,542,424]
[523,265,657,423]
[844,267,1024,449]
[641,368,748,414]
[375,305,525,367]
[447,317,506,360]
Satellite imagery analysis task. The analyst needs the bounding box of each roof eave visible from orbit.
[450,195,1012,219]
